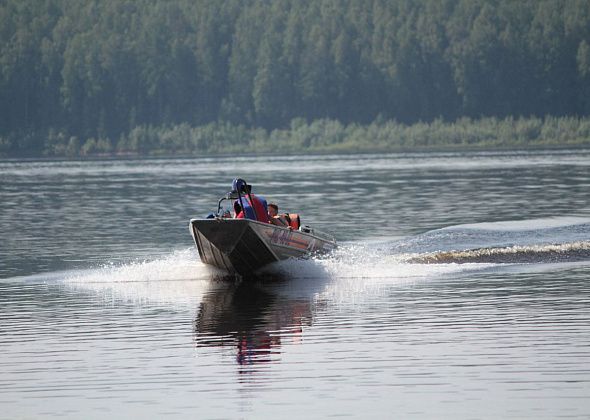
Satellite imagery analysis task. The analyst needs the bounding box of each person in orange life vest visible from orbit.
[268,203,301,230]
[267,203,290,228]
[232,178,270,223]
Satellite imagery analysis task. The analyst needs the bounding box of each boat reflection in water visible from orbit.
[194,271,328,371]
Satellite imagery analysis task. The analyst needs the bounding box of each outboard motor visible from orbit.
[300,225,313,234]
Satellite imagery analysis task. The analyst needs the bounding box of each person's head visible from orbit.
[232,178,247,193]
[232,178,254,194]
[268,203,279,217]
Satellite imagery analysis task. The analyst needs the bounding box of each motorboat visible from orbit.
[189,184,336,277]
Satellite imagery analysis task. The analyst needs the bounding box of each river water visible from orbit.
[1,150,589,419]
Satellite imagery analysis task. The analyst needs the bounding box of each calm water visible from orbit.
[1,150,589,419]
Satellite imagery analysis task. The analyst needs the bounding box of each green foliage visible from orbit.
[1,0,590,157]
[106,116,590,157]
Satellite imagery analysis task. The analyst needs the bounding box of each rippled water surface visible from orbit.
[1,150,590,419]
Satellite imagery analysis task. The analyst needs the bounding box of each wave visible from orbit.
[405,241,590,264]
[64,248,212,284]
[57,248,225,308]
[380,217,590,266]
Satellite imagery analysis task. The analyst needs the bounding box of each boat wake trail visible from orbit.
[298,217,590,281]
[364,216,590,269]
[22,217,586,311]
[9,217,587,302]
[406,241,590,264]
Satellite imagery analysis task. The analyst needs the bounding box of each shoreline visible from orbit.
[2,143,590,162]
[3,115,590,159]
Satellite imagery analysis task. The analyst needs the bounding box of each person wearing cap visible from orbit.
[232,178,270,223]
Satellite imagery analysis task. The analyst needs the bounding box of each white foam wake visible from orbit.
[65,248,209,284]
[63,248,219,308]
[265,242,496,284]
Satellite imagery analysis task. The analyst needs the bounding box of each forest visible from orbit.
[1,0,590,156]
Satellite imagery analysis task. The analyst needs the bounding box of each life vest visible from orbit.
[235,194,270,223]
[283,213,300,230]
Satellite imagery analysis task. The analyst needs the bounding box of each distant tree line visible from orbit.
[1,0,590,156]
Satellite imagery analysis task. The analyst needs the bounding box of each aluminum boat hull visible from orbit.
[189,218,336,276]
